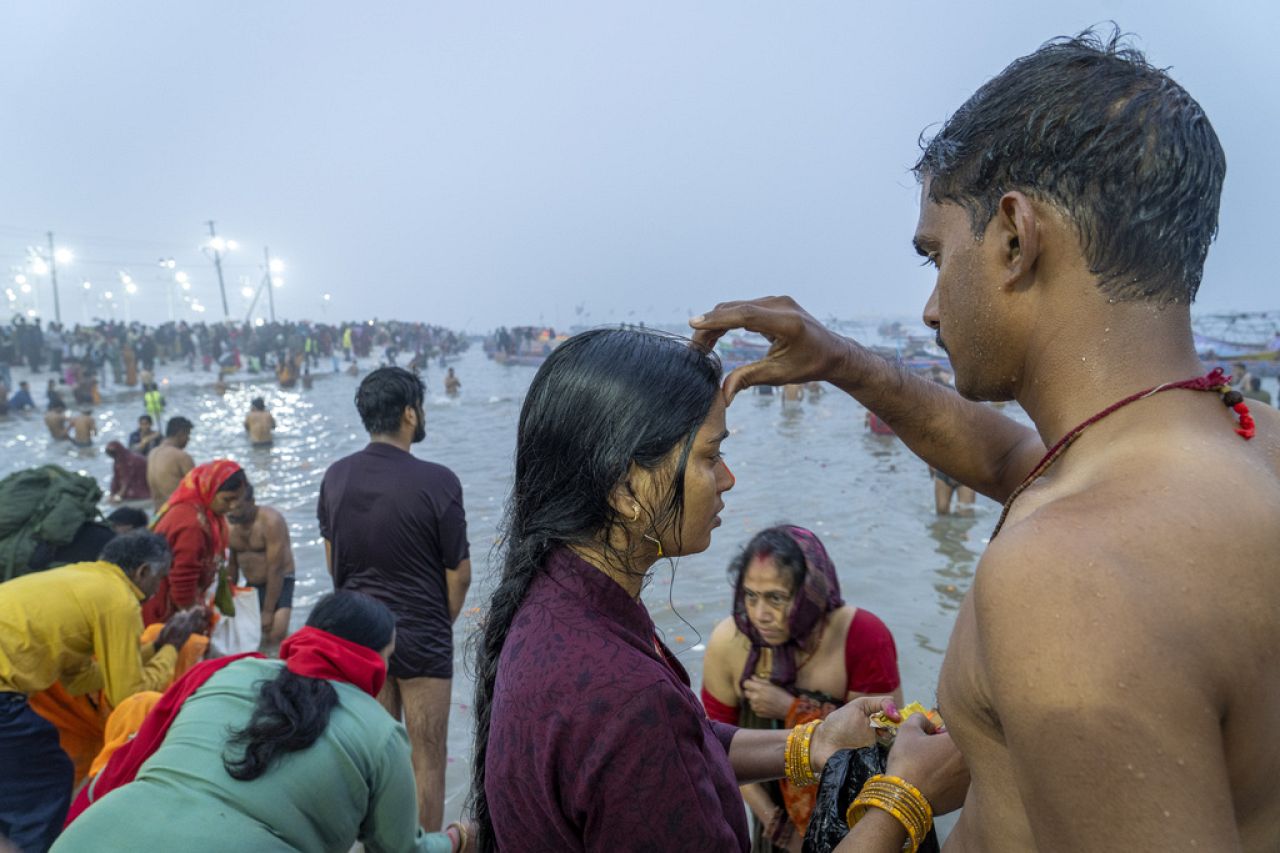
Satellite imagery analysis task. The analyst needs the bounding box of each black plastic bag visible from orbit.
[801,745,940,853]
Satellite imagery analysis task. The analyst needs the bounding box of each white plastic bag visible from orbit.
[208,586,262,656]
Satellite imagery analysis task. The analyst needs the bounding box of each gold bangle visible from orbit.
[846,774,934,853]
[798,719,821,786]
[784,720,822,787]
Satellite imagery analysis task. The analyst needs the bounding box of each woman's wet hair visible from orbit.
[914,27,1225,305]
[100,531,171,577]
[469,328,721,852]
[728,526,808,595]
[355,366,424,435]
[223,592,394,781]
[216,469,248,493]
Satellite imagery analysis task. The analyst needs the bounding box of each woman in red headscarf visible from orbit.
[59,592,468,852]
[142,460,248,625]
[701,526,904,852]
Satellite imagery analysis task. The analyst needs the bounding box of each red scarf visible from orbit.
[66,628,386,826]
[279,626,387,698]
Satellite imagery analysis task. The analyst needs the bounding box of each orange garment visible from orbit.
[87,691,162,778]
[28,631,209,787]
[27,683,107,785]
[140,624,208,679]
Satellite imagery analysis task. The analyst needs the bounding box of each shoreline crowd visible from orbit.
[2,28,1278,853]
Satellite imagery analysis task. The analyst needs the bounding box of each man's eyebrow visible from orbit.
[913,236,939,257]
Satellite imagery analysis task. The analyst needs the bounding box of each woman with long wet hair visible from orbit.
[471,329,888,852]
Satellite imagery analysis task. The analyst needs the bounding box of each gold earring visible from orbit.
[643,533,664,558]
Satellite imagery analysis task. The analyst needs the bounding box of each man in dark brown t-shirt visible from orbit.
[317,367,470,832]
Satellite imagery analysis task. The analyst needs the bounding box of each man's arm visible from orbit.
[691,297,1045,501]
[260,513,289,628]
[94,605,178,707]
[975,526,1243,851]
[446,558,470,623]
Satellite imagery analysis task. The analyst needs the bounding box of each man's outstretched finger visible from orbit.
[723,360,785,404]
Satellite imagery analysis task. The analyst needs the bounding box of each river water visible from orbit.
[0,344,1004,823]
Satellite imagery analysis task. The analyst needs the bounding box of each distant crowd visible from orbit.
[0,316,469,414]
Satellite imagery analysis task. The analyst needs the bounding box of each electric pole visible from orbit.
[206,220,230,319]
[47,231,62,324]
[263,246,276,322]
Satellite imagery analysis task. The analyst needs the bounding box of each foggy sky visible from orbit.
[3,1,1276,331]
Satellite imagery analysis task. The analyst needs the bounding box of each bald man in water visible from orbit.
[694,32,1279,852]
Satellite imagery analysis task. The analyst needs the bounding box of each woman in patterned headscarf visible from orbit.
[701,525,904,852]
[142,460,248,625]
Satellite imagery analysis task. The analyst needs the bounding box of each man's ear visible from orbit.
[994,191,1040,291]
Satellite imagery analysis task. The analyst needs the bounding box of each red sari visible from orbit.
[142,460,241,625]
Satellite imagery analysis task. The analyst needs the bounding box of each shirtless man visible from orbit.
[147,416,195,510]
[44,401,70,440]
[227,484,295,654]
[70,408,96,447]
[244,397,276,446]
[693,32,1279,852]
[444,367,460,396]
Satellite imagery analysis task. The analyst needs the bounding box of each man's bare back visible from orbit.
[147,442,194,509]
[244,409,275,444]
[70,413,96,446]
[44,410,69,440]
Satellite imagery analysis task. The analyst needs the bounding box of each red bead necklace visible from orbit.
[990,367,1254,539]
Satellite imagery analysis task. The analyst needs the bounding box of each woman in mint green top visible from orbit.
[55,593,458,853]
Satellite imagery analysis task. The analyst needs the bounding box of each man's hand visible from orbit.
[742,676,794,720]
[885,715,970,815]
[689,296,850,402]
[811,695,894,773]
[156,606,208,651]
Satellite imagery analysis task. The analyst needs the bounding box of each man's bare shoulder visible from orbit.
[258,506,288,532]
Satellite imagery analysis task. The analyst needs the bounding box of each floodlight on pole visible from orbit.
[203,221,233,318]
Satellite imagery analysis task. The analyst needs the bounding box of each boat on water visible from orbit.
[1194,312,1280,378]
[484,326,567,367]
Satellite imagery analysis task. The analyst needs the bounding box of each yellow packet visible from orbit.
[869,701,943,735]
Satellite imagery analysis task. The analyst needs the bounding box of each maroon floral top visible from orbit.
[486,548,749,851]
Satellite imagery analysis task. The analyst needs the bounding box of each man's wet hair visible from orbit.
[217,469,249,494]
[101,531,171,576]
[355,367,424,435]
[138,414,152,424]
[914,27,1225,305]
[166,416,193,437]
[251,397,265,410]
[106,507,149,530]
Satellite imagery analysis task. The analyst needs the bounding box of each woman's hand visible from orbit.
[742,677,795,720]
[885,715,970,815]
[810,695,895,773]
